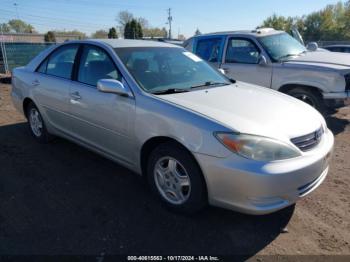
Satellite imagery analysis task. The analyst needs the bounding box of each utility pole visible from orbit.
[13,3,20,20]
[167,8,172,39]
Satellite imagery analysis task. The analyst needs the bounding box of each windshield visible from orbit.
[114,47,230,93]
[258,33,306,61]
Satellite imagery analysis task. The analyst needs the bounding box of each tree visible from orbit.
[260,14,295,32]
[136,21,143,38]
[117,10,134,34]
[92,29,108,39]
[44,31,56,42]
[53,30,86,40]
[107,27,118,39]
[0,23,10,33]
[137,17,149,30]
[195,28,202,35]
[143,27,168,38]
[178,34,186,41]
[259,1,350,42]
[8,19,35,33]
[124,19,143,39]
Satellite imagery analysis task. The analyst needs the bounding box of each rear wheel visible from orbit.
[287,87,326,114]
[26,102,53,143]
[147,142,207,213]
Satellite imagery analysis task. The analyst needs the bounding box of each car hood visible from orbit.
[158,83,325,143]
[286,51,350,68]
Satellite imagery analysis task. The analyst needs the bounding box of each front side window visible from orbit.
[115,47,230,93]
[258,33,306,61]
[37,58,48,74]
[195,38,222,63]
[46,45,78,79]
[78,45,120,86]
[225,38,260,64]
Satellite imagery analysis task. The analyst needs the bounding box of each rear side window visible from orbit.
[195,38,222,63]
[77,45,120,86]
[45,45,79,79]
[225,38,260,64]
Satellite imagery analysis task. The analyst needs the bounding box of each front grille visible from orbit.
[291,127,324,151]
[345,74,350,91]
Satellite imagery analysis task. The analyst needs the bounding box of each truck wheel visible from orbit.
[147,142,207,213]
[287,87,326,114]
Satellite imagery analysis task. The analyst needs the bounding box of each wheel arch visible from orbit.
[140,136,208,193]
[22,97,35,118]
[278,84,323,96]
[140,136,191,176]
[140,136,209,202]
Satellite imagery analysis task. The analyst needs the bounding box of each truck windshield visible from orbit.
[258,33,307,61]
[114,47,230,93]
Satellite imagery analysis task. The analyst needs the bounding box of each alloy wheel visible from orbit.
[153,157,191,205]
[29,108,43,137]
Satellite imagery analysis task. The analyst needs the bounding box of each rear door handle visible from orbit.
[70,91,82,100]
[31,79,40,86]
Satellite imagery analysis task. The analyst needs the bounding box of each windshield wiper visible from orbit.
[278,53,299,60]
[279,51,307,60]
[190,81,230,89]
[151,88,190,95]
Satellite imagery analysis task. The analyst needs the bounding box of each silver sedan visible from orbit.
[11,39,334,214]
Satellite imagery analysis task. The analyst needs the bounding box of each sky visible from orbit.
[0,0,342,37]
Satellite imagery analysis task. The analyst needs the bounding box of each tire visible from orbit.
[26,102,53,143]
[287,87,326,115]
[147,142,207,213]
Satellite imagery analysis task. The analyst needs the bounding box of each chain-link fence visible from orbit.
[0,33,81,75]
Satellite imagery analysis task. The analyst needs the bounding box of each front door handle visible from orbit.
[70,91,81,100]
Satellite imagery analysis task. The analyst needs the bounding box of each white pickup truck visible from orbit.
[184,28,350,113]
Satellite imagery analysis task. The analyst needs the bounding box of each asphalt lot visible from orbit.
[0,83,349,257]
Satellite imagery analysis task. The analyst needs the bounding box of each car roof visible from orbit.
[192,28,284,38]
[67,39,182,48]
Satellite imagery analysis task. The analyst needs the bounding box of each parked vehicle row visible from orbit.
[184,28,350,113]
[323,44,350,53]
[12,37,334,215]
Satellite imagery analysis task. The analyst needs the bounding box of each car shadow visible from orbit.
[325,107,349,135]
[0,122,294,257]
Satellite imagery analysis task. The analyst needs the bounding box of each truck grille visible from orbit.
[291,127,324,151]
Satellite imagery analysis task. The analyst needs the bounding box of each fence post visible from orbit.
[0,28,9,75]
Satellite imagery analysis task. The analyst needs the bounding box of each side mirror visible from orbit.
[97,79,130,97]
[258,55,267,66]
[306,42,318,52]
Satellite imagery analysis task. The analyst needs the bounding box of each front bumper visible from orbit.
[194,129,334,215]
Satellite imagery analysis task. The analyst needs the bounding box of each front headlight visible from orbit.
[215,132,301,161]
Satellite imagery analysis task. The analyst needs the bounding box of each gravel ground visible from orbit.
[0,83,349,258]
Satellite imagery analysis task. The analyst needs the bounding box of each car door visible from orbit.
[220,37,272,87]
[33,44,79,135]
[194,36,225,68]
[68,44,136,165]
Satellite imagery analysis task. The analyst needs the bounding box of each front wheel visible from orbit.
[147,142,207,213]
[287,87,326,114]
